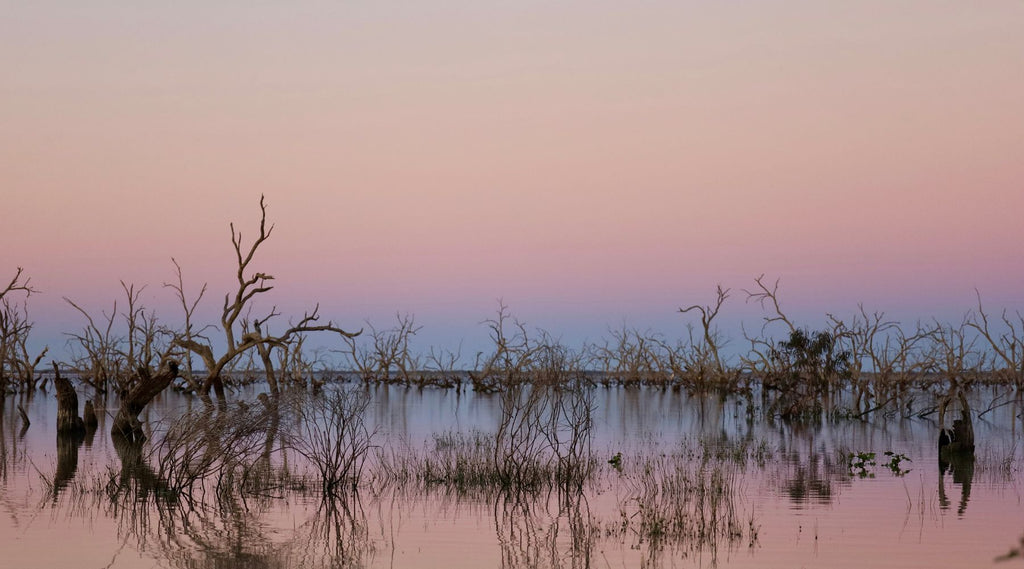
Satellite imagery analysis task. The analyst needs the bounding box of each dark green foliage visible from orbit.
[883,451,912,476]
[848,451,876,478]
[766,329,852,420]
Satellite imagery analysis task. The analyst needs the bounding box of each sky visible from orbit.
[2,1,1023,364]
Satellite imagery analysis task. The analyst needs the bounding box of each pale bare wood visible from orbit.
[170,195,360,403]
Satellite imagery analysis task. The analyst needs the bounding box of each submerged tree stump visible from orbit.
[83,400,99,432]
[53,363,85,435]
[938,389,975,456]
[111,361,179,443]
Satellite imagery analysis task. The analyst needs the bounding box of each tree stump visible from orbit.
[53,363,85,436]
[938,389,975,456]
[111,361,179,443]
[83,400,99,432]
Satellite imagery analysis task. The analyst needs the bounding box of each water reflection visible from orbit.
[95,462,375,569]
[301,497,375,569]
[494,490,595,569]
[2,385,1023,568]
[52,431,84,498]
[938,453,974,516]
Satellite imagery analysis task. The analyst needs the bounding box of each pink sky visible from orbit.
[2,2,1023,361]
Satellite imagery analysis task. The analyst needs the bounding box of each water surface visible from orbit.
[1,384,1021,568]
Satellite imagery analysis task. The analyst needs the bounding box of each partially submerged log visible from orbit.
[111,361,179,443]
[53,363,85,435]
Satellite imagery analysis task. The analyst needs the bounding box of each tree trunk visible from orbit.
[54,363,85,435]
[111,361,178,443]
[256,341,279,396]
[200,371,227,408]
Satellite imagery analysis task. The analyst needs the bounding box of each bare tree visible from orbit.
[0,268,46,395]
[744,274,797,335]
[63,297,123,396]
[171,195,360,403]
[923,317,983,391]
[424,343,463,388]
[164,258,209,393]
[340,313,421,384]
[968,291,1024,390]
[827,306,896,413]
[0,268,33,300]
[679,284,731,380]
[118,281,170,377]
[739,276,793,384]
[471,302,545,391]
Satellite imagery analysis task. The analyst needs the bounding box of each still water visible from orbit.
[2,383,1022,568]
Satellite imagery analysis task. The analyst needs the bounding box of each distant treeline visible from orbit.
[4,197,1022,422]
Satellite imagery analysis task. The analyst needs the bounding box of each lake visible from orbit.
[1,381,1022,568]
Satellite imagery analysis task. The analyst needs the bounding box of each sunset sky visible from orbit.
[3,2,1023,363]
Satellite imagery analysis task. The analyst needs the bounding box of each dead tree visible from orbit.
[63,297,123,396]
[163,258,209,393]
[111,360,179,443]
[827,306,899,413]
[739,275,797,386]
[171,195,359,403]
[0,268,33,299]
[340,313,421,384]
[118,281,169,381]
[926,320,979,455]
[679,284,731,380]
[968,291,1024,390]
[0,268,45,396]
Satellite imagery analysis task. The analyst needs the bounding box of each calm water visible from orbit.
[2,383,1022,568]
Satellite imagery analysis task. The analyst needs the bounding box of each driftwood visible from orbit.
[111,361,179,443]
[53,363,85,435]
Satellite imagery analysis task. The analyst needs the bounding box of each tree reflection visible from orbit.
[98,452,376,568]
[938,453,974,516]
[494,489,595,569]
[98,396,377,569]
[51,431,85,498]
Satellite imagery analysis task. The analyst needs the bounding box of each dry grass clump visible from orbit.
[146,399,277,500]
[290,387,375,497]
[611,449,756,560]
[375,384,595,494]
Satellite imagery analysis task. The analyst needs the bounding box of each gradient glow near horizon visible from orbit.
[3,2,1023,355]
